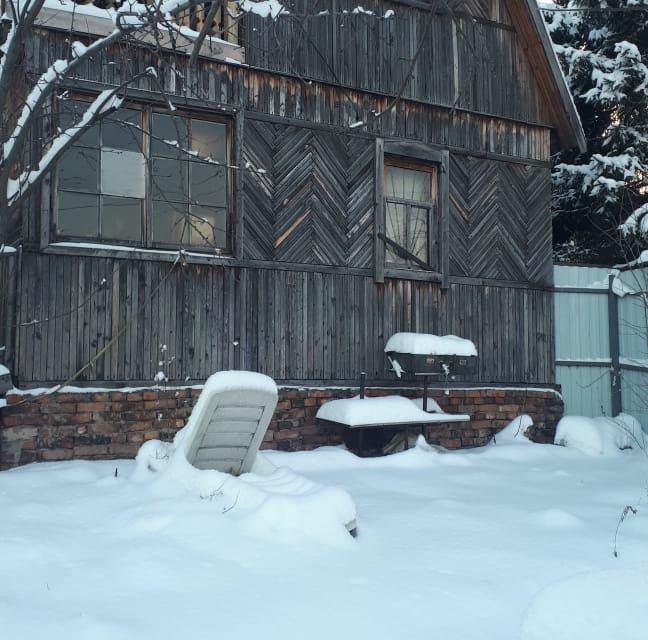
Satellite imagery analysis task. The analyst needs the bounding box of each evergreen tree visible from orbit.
[543,0,648,264]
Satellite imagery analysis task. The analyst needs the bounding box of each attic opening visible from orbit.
[63,0,241,45]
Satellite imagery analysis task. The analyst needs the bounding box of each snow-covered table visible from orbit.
[316,395,470,453]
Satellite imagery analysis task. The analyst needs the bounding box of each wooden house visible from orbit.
[0,0,584,466]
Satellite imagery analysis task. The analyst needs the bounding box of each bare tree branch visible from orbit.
[7,66,157,208]
[188,0,224,67]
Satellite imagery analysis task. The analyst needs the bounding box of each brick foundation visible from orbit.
[0,385,563,470]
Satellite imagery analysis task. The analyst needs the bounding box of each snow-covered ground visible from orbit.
[1,433,647,639]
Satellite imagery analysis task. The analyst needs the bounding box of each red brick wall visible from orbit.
[0,386,563,470]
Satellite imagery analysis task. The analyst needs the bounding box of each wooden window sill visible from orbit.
[44,242,235,265]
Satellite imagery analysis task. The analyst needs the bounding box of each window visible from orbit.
[54,99,231,251]
[375,141,449,285]
[384,158,438,270]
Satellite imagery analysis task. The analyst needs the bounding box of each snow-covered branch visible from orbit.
[6,89,124,207]
[0,0,212,219]
[621,203,648,237]
[237,1,287,19]
[544,0,648,261]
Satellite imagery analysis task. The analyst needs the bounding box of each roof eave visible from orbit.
[518,0,587,153]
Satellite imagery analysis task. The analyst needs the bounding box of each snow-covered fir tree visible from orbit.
[543,0,648,264]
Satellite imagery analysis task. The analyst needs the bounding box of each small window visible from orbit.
[54,99,232,252]
[375,141,449,285]
[384,158,439,270]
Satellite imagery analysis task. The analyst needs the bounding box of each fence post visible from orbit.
[608,273,622,416]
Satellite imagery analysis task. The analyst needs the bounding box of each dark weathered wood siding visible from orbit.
[240,0,548,125]
[241,118,551,282]
[14,114,553,386]
[8,10,557,387]
[0,253,16,368]
[15,253,554,385]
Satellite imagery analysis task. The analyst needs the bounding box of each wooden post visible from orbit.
[374,138,385,284]
[608,273,622,416]
[359,371,366,399]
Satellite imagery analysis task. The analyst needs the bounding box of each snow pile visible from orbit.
[410,396,444,413]
[133,443,356,546]
[132,370,354,543]
[554,413,645,456]
[384,332,477,357]
[316,395,469,426]
[494,415,535,444]
[522,565,648,640]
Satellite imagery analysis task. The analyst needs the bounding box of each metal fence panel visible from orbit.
[556,365,612,418]
[554,290,609,361]
[621,369,648,428]
[554,265,648,431]
[617,270,648,365]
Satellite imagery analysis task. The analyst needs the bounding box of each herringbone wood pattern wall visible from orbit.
[242,118,374,268]
[449,155,552,284]
[243,118,551,283]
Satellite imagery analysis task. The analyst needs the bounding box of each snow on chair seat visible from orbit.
[176,371,278,475]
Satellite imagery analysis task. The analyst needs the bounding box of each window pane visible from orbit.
[151,113,189,158]
[386,202,407,264]
[190,205,227,248]
[386,202,428,264]
[152,157,189,202]
[409,206,428,263]
[190,162,226,206]
[58,147,99,193]
[152,201,189,245]
[191,120,227,162]
[102,109,142,152]
[58,100,99,147]
[101,148,146,199]
[101,196,142,242]
[386,165,433,202]
[57,191,100,238]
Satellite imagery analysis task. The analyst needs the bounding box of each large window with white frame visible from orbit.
[54,99,232,251]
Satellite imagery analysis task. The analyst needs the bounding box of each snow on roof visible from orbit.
[384,332,477,357]
[43,0,113,19]
[316,395,469,427]
[238,0,287,19]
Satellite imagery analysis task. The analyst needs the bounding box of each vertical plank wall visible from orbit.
[15,255,554,385]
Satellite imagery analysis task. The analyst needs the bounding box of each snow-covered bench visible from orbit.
[316,395,470,453]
